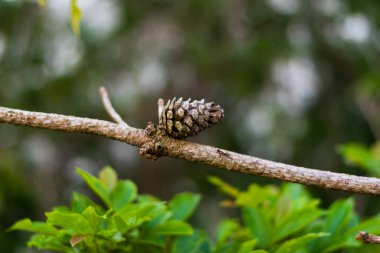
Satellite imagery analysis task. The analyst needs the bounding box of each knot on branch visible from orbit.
[139,122,166,160]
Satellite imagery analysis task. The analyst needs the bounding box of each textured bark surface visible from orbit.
[1,105,380,195]
[0,107,148,146]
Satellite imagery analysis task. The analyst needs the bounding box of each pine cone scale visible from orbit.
[175,108,184,120]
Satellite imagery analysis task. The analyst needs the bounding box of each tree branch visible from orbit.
[356,231,380,244]
[1,105,380,195]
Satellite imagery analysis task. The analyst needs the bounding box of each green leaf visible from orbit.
[70,0,82,35]
[172,229,211,253]
[71,191,104,214]
[275,233,329,253]
[237,239,257,253]
[99,166,118,192]
[276,184,314,217]
[8,218,58,235]
[46,210,92,234]
[76,167,111,207]
[325,198,353,234]
[150,220,193,235]
[82,206,106,232]
[28,234,74,252]
[97,229,125,243]
[216,219,240,244]
[111,214,129,234]
[137,235,166,248]
[237,184,278,208]
[321,238,359,253]
[214,242,240,253]
[242,206,270,248]
[142,203,171,229]
[274,208,323,241]
[307,199,355,252]
[208,176,240,197]
[338,143,380,176]
[321,215,380,253]
[349,215,380,235]
[251,251,269,253]
[111,180,137,210]
[117,202,157,228]
[169,192,201,221]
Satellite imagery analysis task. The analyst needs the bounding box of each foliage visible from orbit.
[338,141,380,177]
[10,167,198,253]
[209,177,380,253]
[10,167,380,252]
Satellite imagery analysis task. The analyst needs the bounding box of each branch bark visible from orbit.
[1,105,380,195]
[356,231,380,244]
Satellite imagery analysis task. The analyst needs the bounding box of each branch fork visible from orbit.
[99,87,166,160]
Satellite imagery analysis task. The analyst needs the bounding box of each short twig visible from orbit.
[99,87,129,127]
[356,231,380,244]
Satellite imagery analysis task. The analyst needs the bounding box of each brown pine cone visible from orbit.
[158,97,224,139]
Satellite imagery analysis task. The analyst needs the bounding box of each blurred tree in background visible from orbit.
[1,0,380,252]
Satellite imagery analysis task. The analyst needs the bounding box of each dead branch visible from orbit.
[1,89,380,196]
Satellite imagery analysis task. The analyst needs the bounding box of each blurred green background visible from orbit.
[1,0,380,252]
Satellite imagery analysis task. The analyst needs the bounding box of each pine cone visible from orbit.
[158,97,224,139]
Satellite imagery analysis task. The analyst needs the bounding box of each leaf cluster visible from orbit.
[9,168,380,253]
[209,177,380,253]
[10,167,199,253]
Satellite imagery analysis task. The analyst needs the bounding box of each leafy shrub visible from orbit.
[9,167,380,252]
[10,167,199,253]
[209,177,380,253]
